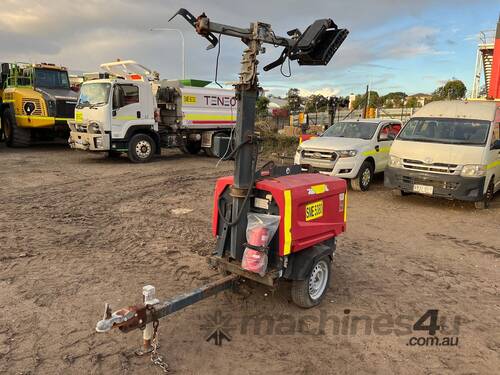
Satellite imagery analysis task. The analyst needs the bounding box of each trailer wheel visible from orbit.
[291,257,331,308]
[474,180,494,209]
[351,161,373,191]
[2,109,31,148]
[127,133,155,163]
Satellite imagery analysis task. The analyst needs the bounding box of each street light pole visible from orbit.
[150,28,186,79]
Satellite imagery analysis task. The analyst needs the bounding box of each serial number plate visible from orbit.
[413,184,433,195]
[306,200,323,221]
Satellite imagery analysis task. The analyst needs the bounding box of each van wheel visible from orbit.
[474,180,494,209]
[392,189,412,197]
[291,257,331,308]
[128,134,155,163]
[351,161,373,191]
[3,109,31,147]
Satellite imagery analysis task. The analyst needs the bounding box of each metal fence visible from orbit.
[291,108,416,128]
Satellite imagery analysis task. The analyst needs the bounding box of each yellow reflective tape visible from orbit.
[310,184,328,194]
[344,191,347,222]
[184,113,235,121]
[16,115,52,120]
[2,99,15,103]
[15,115,72,122]
[75,111,83,123]
[115,116,137,121]
[486,160,500,169]
[362,146,391,157]
[283,190,292,255]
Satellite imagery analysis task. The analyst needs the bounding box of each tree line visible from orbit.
[262,79,468,115]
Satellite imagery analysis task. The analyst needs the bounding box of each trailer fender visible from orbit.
[283,239,336,281]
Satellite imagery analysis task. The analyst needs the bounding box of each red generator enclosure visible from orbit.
[213,173,347,257]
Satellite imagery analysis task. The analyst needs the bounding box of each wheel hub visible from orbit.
[361,168,371,187]
[135,140,151,158]
[308,260,329,300]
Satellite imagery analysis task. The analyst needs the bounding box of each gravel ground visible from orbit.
[0,144,498,375]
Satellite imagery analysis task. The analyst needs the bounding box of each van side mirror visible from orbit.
[491,139,500,150]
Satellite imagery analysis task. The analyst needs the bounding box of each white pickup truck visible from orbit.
[294,118,402,190]
[68,60,236,162]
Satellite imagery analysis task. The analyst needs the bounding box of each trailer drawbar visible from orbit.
[95,8,349,372]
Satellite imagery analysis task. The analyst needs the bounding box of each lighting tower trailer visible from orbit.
[95,8,349,365]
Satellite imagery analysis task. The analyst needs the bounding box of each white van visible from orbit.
[385,100,500,208]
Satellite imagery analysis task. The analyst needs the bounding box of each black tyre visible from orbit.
[392,189,412,197]
[204,147,215,157]
[291,257,331,308]
[184,140,201,155]
[127,133,155,163]
[3,109,31,147]
[474,180,494,209]
[351,161,373,191]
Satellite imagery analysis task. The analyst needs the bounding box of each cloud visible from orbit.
[0,0,491,95]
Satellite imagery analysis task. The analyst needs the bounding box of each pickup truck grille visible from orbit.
[301,150,338,162]
[402,159,459,175]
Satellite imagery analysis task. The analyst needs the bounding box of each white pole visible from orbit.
[151,28,186,79]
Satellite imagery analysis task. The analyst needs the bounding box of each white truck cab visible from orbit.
[69,60,236,162]
[385,100,500,209]
[294,118,402,191]
[70,78,157,158]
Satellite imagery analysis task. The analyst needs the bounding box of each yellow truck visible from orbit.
[0,62,78,147]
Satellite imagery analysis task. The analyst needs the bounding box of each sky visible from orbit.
[0,0,498,97]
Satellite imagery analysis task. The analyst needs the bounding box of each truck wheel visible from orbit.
[474,180,494,209]
[2,109,31,147]
[204,147,215,157]
[291,257,331,308]
[127,134,155,163]
[184,140,201,155]
[351,161,373,191]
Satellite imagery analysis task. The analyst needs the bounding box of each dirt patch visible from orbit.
[0,144,498,374]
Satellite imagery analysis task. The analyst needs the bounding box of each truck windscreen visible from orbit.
[34,68,70,89]
[77,83,111,108]
[398,118,490,145]
[322,121,378,140]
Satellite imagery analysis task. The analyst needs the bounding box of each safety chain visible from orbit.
[150,313,169,373]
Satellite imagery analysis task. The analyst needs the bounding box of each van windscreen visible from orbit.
[398,118,490,146]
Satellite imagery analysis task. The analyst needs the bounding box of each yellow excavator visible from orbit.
[0,62,78,147]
